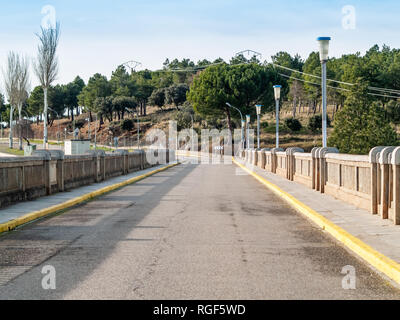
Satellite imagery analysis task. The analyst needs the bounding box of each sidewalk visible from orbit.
[0,163,175,226]
[235,159,400,279]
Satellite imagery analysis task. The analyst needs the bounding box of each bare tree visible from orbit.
[3,52,19,149]
[33,22,60,148]
[16,56,30,150]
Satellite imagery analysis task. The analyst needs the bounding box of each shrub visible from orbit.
[121,119,134,132]
[284,118,302,132]
[261,121,269,129]
[74,119,86,129]
[308,114,331,133]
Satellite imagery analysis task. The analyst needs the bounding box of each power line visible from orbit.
[274,63,400,98]
[273,63,354,86]
[279,73,351,92]
[281,73,400,100]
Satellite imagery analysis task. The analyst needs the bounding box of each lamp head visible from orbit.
[317,37,331,61]
[255,105,262,116]
[246,115,251,124]
[273,85,282,100]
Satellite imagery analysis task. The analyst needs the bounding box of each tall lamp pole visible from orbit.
[273,85,282,148]
[226,102,244,150]
[246,115,251,149]
[317,37,331,148]
[255,105,262,149]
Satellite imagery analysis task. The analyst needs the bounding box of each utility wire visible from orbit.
[279,73,350,92]
[272,63,400,99]
[280,73,399,100]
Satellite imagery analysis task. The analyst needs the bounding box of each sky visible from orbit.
[0,0,400,90]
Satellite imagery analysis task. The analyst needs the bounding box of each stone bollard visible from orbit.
[286,147,304,181]
[49,150,65,192]
[317,147,339,194]
[311,147,320,190]
[369,147,386,215]
[378,147,395,219]
[252,149,259,167]
[391,147,400,225]
[258,148,270,169]
[271,148,284,174]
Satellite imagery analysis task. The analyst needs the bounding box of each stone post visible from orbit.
[391,147,400,225]
[258,148,270,169]
[378,147,395,219]
[369,147,386,215]
[311,147,320,190]
[318,147,339,194]
[287,147,304,181]
[49,150,65,192]
[271,148,284,174]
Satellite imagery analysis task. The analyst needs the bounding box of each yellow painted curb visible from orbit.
[0,163,180,235]
[233,158,400,285]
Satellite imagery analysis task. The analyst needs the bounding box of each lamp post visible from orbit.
[273,85,282,148]
[136,111,140,150]
[246,115,251,149]
[226,102,244,150]
[255,105,262,149]
[317,36,331,148]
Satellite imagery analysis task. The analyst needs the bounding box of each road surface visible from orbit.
[0,163,399,299]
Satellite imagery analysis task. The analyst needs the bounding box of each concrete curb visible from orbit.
[0,162,180,235]
[233,158,400,285]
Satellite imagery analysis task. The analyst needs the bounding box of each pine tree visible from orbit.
[329,82,398,154]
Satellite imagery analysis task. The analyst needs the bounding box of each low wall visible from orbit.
[0,148,175,209]
[239,146,400,226]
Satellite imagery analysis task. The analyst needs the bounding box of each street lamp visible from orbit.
[255,105,262,149]
[94,113,98,150]
[226,102,244,150]
[273,85,282,148]
[317,36,331,148]
[246,115,251,149]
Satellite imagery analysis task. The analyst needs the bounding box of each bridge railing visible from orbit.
[239,146,400,226]
[0,149,175,209]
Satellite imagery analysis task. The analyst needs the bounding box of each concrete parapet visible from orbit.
[0,148,171,209]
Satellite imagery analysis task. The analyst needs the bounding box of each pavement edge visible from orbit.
[233,158,400,285]
[0,162,180,235]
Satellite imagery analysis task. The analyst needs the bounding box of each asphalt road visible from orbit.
[0,162,399,299]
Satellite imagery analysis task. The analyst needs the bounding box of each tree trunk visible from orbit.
[43,87,48,148]
[292,96,297,118]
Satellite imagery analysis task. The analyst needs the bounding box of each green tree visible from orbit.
[78,73,111,120]
[112,96,137,120]
[27,86,44,123]
[188,63,281,133]
[148,88,166,110]
[165,84,189,109]
[64,76,85,121]
[329,84,398,154]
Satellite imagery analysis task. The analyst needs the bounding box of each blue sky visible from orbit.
[0,0,399,87]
